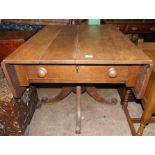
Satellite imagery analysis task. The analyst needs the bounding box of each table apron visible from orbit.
[14,64,140,86]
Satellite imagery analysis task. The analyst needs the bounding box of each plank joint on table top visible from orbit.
[3,25,152,65]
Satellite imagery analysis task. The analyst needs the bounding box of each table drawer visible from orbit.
[14,65,140,86]
[142,25,155,33]
[126,24,143,33]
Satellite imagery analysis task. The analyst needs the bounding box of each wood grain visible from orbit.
[3,25,152,65]
[3,26,62,64]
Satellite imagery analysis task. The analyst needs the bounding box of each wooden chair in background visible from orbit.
[122,39,155,135]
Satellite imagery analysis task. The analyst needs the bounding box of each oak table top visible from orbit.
[3,25,152,65]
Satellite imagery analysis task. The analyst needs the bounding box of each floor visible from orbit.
[27,88,155,136]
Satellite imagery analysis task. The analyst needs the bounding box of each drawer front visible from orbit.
[113,24,140,33]
[115,25,126,32]
[14,65,140,86]
[127,25,141,33]
[142,25,155,33]
[27,65,129,82]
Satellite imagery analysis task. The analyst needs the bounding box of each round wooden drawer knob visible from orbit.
[108,68,117,78]
[37,67,47,78]
[131,26,138,31]
[150,27,155,31]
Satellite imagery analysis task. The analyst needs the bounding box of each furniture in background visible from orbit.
[103,19,155,34]
[2,19,71,26]
[0,31,35,61]
[103,19,155,42]
[2,25,152,135]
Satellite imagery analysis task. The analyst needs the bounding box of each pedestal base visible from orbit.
[40,85,117,134]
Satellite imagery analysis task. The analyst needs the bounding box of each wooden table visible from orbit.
[1,25,153,135]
